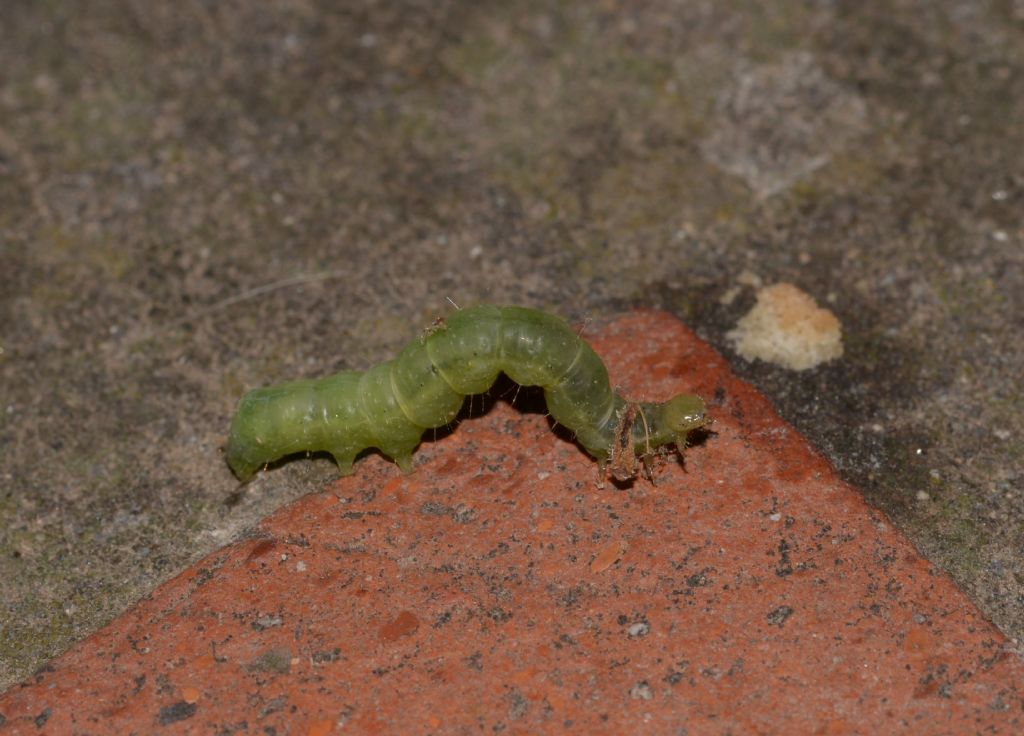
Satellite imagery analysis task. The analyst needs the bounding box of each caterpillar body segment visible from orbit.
[226,305,708,481]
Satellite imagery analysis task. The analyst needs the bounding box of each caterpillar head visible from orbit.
[660,393,710,450]
[606,393,709,481]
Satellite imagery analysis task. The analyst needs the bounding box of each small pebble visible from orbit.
[629,681,653,701]
[628,622,650,638]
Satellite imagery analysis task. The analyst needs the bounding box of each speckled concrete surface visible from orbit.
[1,313,1021,734]
[2,0,1023,693]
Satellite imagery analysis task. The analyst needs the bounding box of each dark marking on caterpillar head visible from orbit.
[226,305,709,483]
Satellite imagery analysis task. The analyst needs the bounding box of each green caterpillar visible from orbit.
[226,305,709,482]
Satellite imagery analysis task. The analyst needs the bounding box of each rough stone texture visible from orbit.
[1,313,1021,734]
[1,0,1023,692]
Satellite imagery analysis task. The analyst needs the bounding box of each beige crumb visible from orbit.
[727,282,843,370]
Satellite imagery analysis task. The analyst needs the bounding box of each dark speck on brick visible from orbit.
[158,701,197,725]
[507,689,528,720]
[247,648,292,674]
[465,651,483,671]
[489,607,512,623]
[767,606,795,628]
[259,695,287,718]
[311,648,341,664]
[686,568,713,587]
[419,502,450,516]
[486,542,510,558]
[776,539,794,577]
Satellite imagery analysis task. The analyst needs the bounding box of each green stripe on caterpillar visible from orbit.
[226,305,709,482]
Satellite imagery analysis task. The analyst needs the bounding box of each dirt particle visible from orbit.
[245,539,277,562]
[627,622,650,638]
[767,606,795,628]
[252,614,283,631]
[591,539,628,573]
[380,611,420,642]
[629,681,653,700]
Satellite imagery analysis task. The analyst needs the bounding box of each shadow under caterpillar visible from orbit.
[226,305,709,482]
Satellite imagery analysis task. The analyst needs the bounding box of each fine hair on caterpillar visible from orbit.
[225,305,710,482]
